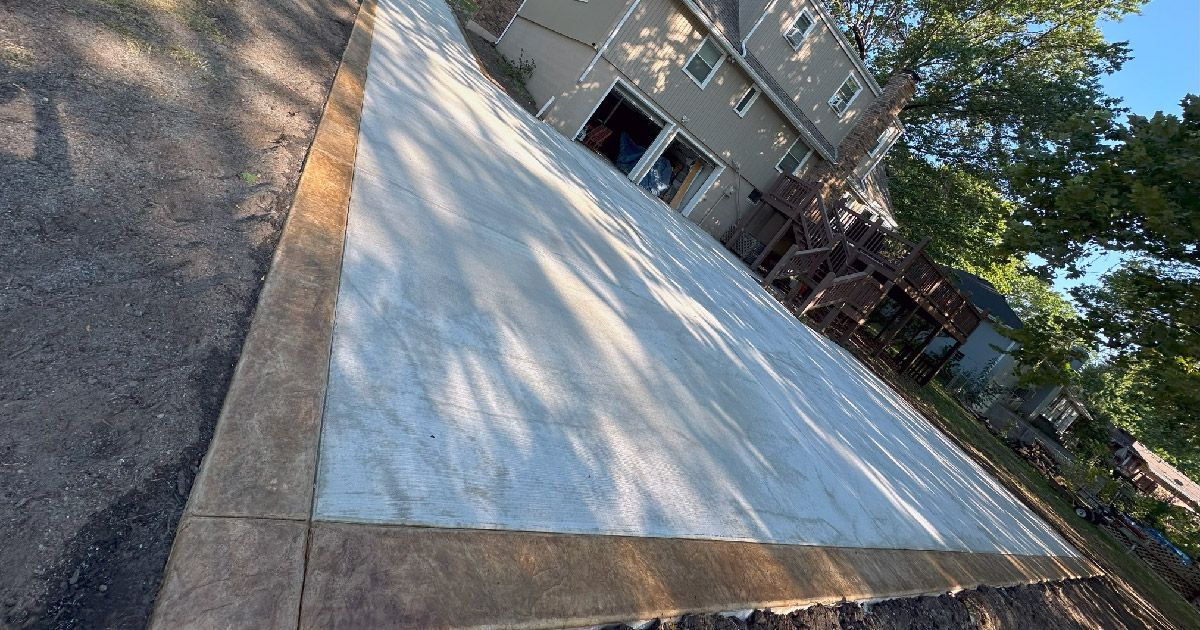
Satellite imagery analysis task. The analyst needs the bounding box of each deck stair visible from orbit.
[722,174,986,383]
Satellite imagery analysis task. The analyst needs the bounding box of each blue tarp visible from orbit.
[616,132,671,196]
[615,133,644,175]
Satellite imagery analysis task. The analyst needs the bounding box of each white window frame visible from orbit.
[572,77,726,218]
[733,85,760,117]
[784,9,816,50]
[682,36,725,89]
[775,137,813,175]
[829,73,862,117]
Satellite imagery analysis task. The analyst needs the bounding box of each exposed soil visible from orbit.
[470,0,522,42]
[0,0,355,627]
[451,6,538,116]
[607,577,1165,630]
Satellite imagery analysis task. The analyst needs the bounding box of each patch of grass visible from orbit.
[0,43,36,70]
[91,0,226,50]
[908,381,1200,628]
[184,6,226,43]
[447,0,479,17]
[168,45,209,70]
[238,171,259,184]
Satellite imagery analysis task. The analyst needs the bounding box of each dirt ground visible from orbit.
[0,0,355,627]
[608,577,1166,630]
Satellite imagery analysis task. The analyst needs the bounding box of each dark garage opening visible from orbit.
[577,87,664,174]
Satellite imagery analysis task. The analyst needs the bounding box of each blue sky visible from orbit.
[1049,0,1200,295]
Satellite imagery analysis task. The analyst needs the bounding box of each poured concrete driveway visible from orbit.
[319,0,1072,556]
[152,0,1094,626]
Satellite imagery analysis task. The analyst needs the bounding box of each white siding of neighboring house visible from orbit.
[930,321,1019,393]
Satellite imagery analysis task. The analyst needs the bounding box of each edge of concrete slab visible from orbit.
[148,0,377,627]
[298,524,1099,629]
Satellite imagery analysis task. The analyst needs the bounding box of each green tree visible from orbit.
[1010,96,1200,275]
[830,0,1138,182]
[887,148,1011,269]
[1016,98,1200,479]
[1075,265,1200,479]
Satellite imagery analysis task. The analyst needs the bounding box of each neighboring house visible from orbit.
[1113,431,1200,513]
[932,270,1022,407]
[478,0,908,236]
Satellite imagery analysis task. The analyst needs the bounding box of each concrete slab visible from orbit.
[314,0,1077,560]
[153,0,1101,626]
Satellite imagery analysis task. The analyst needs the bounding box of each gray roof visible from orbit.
[950,270,1024,329]
[688,0,836,158]
[691,0,744,41]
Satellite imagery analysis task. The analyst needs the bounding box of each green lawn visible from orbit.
[906,382,1200,627]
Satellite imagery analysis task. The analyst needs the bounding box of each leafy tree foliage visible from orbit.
[1075,264,1200,479]
[829,0,1138,182]
[1011,96,1200,275]
[887,150,1084,386]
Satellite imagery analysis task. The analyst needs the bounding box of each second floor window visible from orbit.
[829,74,862,115]
[776,137,812,175]
[784,10,815,49]
[734,85,760,117]
[684,37,724,87]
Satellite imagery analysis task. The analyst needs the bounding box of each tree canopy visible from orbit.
[829,0,1139,185]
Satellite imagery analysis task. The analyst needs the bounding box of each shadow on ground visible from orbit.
[0,0,355,626]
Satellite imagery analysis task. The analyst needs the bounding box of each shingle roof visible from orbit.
[690,0,743,41]
[950,270,1024,329]
[1131,442,1200,510]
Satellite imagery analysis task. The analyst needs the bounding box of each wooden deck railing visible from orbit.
[725,174,986,346]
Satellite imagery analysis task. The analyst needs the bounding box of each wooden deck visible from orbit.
[723,175,986,384]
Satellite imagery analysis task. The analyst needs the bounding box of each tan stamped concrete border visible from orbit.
[299,524,1099,629]
[148,0,1102,626]
[149,0,377,627]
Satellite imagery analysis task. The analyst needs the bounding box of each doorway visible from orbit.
[577,82,721,214]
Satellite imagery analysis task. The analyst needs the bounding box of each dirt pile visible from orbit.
[609,577,1167,630]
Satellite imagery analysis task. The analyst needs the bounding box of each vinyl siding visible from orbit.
[501,0,831,237]
[744,0,876,146]
[496,17,597,110]
[515,0,634,48]
[603,0,809,187]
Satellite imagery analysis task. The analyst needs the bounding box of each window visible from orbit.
[829,74,862,115]
[733,85,759,117]
[784,10,815,49]
[684,37,724,87]
[776,137,812,174]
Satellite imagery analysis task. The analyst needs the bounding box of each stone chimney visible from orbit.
[809,70,917,199]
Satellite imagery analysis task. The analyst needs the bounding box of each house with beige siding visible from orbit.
[474,0,910,239]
